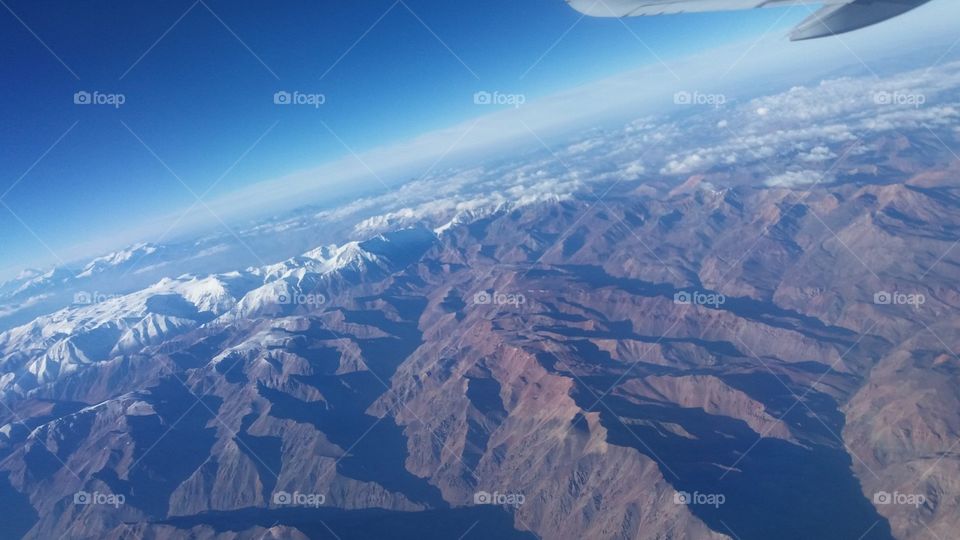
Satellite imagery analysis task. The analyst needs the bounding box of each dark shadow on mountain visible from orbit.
[70,324,124,361]
[260,381,446,508]
[721,372,845,439]
[562,264,860,346]
[441,290,467,321]
[237,413,283,502]
[562,227,588,257]
[213,352,248,384]
[463,374,508,473]
[163,330,232,370]
[535,324,744,363]
[568,383,893,540]
[340,306,423,383]
[125,378,221,517]
[360,227,437,268]
[0,471,37,539]
[145,294,204,320]
[157,505,535,539]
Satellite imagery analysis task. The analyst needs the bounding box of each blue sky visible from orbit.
[0,0,879,277]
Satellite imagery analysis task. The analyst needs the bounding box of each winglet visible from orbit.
[790,0,933,41]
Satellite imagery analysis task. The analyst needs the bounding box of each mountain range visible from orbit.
[0,59,958,539]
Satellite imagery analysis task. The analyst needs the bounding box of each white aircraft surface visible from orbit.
[565,0,934,40]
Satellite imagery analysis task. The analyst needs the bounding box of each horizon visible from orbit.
[0,0,807,279]
[2,3,960,539]
[1,0,956,280]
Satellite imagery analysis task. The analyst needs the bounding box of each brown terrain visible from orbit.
[0,134,958,540]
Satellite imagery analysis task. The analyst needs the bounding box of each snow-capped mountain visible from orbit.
[11,267,73,297]
[0,273,257,396]
[0,269,43,296]
[3,59,960,539]
[76,243,161,278]
[0,227,437,398]
[235,227,436,319]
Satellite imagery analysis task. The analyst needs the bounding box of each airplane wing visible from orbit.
[565,0,934,40]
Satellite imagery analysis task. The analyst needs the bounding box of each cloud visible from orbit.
[765,170,825,188]
[656,58,960,178]
[190,4,959,226]
[15,1,960,281]
[0,294,51,319]
[295,57,960,241]
[800,146,836,162]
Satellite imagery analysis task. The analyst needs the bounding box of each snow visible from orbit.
[0,273,252,395]
[0,226,433,396]
[77,243,159,278]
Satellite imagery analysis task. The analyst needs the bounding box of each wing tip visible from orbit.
[789,0,934,41]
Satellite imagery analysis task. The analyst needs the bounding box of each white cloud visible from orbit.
[800,146,836,162]
[192,4,959,226]
[18,2,960,280]
[765,170,825,188]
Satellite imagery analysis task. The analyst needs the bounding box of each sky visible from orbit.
[0,0,954,279]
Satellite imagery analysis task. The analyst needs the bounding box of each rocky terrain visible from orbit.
[0,145,957,538]
[1,59,959,539]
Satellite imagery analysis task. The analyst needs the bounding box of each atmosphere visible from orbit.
[0,0,807,276]
[2,2,960,539]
